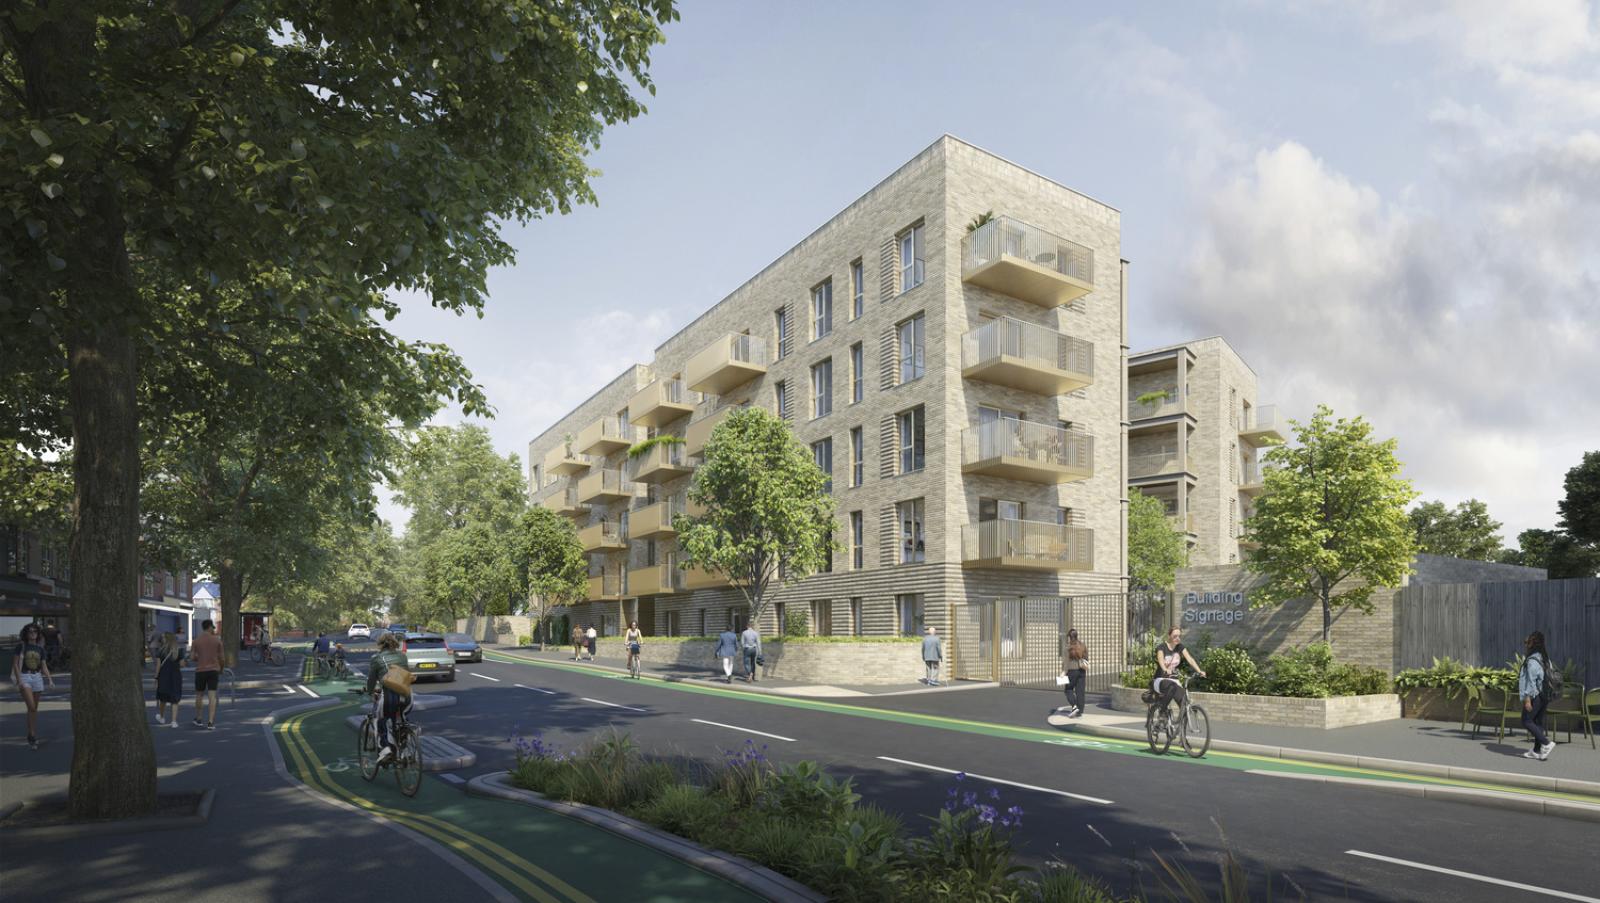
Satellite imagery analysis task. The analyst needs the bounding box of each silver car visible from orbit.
[402,633,456,682]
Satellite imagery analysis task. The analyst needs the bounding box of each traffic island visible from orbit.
[0,789,215,841]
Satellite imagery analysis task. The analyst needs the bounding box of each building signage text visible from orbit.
[1183,590,1247,625]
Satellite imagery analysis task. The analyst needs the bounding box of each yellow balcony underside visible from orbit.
[962,355,1093,396]
[961,457,1092,484]
[964,257,1093,308]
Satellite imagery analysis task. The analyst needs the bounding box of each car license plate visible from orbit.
[418,662,436,670]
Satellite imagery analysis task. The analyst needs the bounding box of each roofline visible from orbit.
[941,133,1121,213]
[1130,335,1260,378]
[526,364,649,449]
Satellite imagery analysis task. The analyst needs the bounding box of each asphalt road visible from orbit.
[350,649,1600,903]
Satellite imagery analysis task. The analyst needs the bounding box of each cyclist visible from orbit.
[311,631,332,673]
[331,641,348,677]
[1152,626,1205,713]
[624,621,643,677]
[364,631,411,764]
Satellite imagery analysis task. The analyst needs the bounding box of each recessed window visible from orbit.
[775,308,792,360]
[898,406,926,474]
[850,426,864,487]
[897,593,926,635]
[850,259,865,319]
[811,600,833,636]
[850,343,864,403]
[898,224,925,293]
[850,510,864,569]
[813,280,833,340]
[812,437,833,494]
[811,359,833,419]
[774,379,790,419]
[898,314,925,384]
[851,597,863,636]
[898,498,925,564]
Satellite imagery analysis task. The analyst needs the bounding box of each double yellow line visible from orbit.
[274,705,595,903]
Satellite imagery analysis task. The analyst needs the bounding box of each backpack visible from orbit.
[1540,654,1563,700]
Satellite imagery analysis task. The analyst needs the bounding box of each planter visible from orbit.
[1399,687,1473,723]
[1110,684,1401,730]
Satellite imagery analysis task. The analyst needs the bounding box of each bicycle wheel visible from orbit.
[1181,704,1210,758]
[250,645,263,664]
[1146,706,1173,755]
[270,646,285,666]
[358,717,380,781]
[395,726,423,797]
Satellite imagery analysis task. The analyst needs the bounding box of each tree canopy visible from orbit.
[512,505,588,642]
[1498,528,1600,579]
[1407,498,1505,562]
[1127,488,1187,591]
[1558,451,1600,547]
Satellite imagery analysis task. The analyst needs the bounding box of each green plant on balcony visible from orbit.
[626,434,685,459]
[1134,390,1173,408]
[965,210,994,234]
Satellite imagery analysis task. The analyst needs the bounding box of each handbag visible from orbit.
[756,654,765,666]
[380,665,415,695]
[1055,673,1071,687]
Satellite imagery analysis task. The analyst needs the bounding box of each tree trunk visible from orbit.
[1319,575,1333,644]
[219,563,245,668]
[66,324,157,819]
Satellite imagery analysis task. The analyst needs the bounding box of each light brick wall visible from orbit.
[575,638,931,685]
[1110,684,1400,729]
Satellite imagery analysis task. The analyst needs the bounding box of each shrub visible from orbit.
[1326,663,1390,695]
[905,774,1030,899]
[783,608,810,637]
[707,739,773,809]
[516,634,532,647]
[760,760,860,826]
[636,784,724,840]
[1265,643,1336,698]
[731,814,814,876]
[1035,863,1124,903]
[1196,643,1261,695]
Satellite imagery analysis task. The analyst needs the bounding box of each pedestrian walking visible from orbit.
[921,627,943,686]
[571,624,584,660]
[154,632,183,727]
[740,621,762,683]
[41,620,63,670]
[1519,631,1556,761]
[1059,628,1088,717]
[189,618,224,730]
[11,623,55,749]
[585,624,598,661]
[714,625,739,683]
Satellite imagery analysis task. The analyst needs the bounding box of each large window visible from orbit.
[811,600,833,637]
[851,259,864,319]
[774,379,790,419]
[898,314,925,383]
[850,343,864,404]
[850,510,864,569]
[811,359,833,419]
[775,308,791,360]
[897,593,926,636]
[812,280,833,340]
[851,598,863,637]
[898,498,925,563]
[850,426,864,487]
[898,406,926,474]
[812,437,833,494]
[898,224,925,292]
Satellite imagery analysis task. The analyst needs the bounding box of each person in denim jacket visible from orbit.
[1519,631,1554,761]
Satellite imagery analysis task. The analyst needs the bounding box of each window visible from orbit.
[775,308,791,359]
[811,359,833,419]
[812,280,833,340]
[980,497,1024,522]
[1230,442,1238,481]
[774,380,790,419]
[898,314,925,383]
[811,600,833,637]
[164,572,176,595]
[731,609,748,633]
[532,464,542,489]
[898,406,926,474]
[850,427,864,487]
[667,610,681,637]
[850,510,864,569]
[850,343,864,404]
[898,498,925,563]
[898,224,925,292]
[772,603,784,635]
[812,437,833,494]
[851,598,863,636]
[695,608,706,637]
[897,593,926,636]
[850,259,864,319]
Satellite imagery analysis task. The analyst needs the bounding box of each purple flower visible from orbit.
[987,788,1001,801]
[962,791,977,807]
[977,804,997,824]
[954,771,967,782]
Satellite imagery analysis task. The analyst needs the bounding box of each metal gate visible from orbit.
[951,594,1132,692]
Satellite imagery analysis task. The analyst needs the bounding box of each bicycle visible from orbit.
[250,643,286,666]
[352,689,423,797]
[627,642,642,679]
[1143,674,1210,758]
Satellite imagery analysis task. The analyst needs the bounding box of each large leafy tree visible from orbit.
[676,408,836,627]
[1407,498,1506,562]
[1558,451,1600,547]
[1245,405,1418,644]
[253,517,401,633]
[1,0,675,818]
[511,505,587,644]
[1127,488,1187,591]
[1499,528,1600,579]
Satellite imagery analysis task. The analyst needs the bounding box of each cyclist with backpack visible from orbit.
[365,632,412,765]
[1519,630,1557,761]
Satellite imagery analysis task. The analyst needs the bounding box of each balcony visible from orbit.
[629,563,682,597]
[629,378,696,428]
[543,443,590,477]
[586,570,624,602]
[961,318,1093,395]
[1167,513,1198,534]
[1239,461,1276,495]
[1239,405,1286,445]
[681,564,731,590]
[576,468,635,505]
[962,520,1094,571]
[685,404,737,457]
[961,421,1093,484]
[1129,452,1190,479]
[629,439,693,484]
[631,498,679,538]
[1129,392,1183,421]
[685,333,768,396]
[961,215,1094,308]
[577,416,633,456]
[538,483,588,517]
[578,521,627,553]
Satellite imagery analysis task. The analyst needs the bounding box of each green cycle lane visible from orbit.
[273,700,761,903]
[484,649,1600,806]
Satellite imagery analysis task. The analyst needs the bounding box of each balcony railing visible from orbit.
[1167,513,1198,534]
[576,468,635,504]
[1129,393,1183,420]
[577,415,634,456]
[629,440,693,484]
[629,562,682,596]
[1239,405,1286,445]
[630,498,678,538]
[961,317,1093,395]
[685,403,737,457]
[961,215,1094,307]
[961,420,1093,483]
[1129,452,1189,479]
[962,519,1094,571]
[685,333,769,396]
[1239,460,1277,494]
[543,443,591,477]
[629,378,696,428]
[586,570,624,601]
[538,482,588,516]
[578,521,627,552]
[681,564,731,590]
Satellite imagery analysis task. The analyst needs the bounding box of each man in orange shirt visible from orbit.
[188,619,224,730]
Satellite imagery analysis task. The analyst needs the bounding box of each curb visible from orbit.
[0,788,215,841]
[1247,770,1600,823]
[465,772,826,903]
[1053,719,1600,802]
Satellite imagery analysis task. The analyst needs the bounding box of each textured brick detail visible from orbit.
[1111,684,1401,729]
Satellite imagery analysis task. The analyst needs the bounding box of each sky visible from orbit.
[379,0,1600,547]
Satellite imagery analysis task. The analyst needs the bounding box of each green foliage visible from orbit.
[1264,643,1390,698]
[772,635,920,644]
[1196,644,1262,695]
[1408,498,1506,562]
[761,760,861,826]
[783,608,811,637]
[516,635,532,647]
[1135,390,1174,407]
[1559,451,1600,546]
[1391,656,1516,693]
[677,408,838,625]
[636,784,725,839]
[1035,864,1128,903]
[512,505,588,627]
[1245,405,1419,643]
[625,434,685,459]
[966,211,995,233]
[1128,489,1187,591]
[906,808,1030,900]
[1500,528,1600,578]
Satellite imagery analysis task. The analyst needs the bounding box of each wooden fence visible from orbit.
[1395,578,1600,684]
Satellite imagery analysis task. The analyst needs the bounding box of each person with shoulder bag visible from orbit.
[1519,631,1555,761]
[154,632,184,728]
[1059,629,1088,717]
[365,632,413,764]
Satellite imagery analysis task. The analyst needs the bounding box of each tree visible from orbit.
[1127,489,1187,591]
[1499,528,1600,579]
[676,408,836,627]
[1408,498,1506,561]
[256,517,401,631]
[3,1,674,818]
[1558,451,1600,547]
[1245,405,1418,644]
[510,506,588,644]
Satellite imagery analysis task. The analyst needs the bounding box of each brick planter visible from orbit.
[566,638,926,685]
[1399,687,1472,723]
[1111,684,1401,729]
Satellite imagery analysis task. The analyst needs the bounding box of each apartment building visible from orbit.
[1126,337,1285,566]
[526,136,1127,638]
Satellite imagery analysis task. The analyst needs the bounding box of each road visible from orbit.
[346,646,1600,903]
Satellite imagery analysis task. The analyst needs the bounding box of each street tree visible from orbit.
[1245,405,1418,644]
[1499,528,1600,579]
[2,0,675,818]
[256,517,402,632]
[1128,488,1187,591]
[676,408,836,627]
[510,506,588,645]
[1407,498,1506,561]
[1558,451,1600,547]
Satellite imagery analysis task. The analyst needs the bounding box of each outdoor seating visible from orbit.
[1548,686,1599,749]
[1466,686,1516,740]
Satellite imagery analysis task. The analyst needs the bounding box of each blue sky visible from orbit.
[383,1,1600,545]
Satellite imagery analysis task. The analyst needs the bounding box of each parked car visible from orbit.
[348,623,370,639]
[444,633,482,664]
[401,632,455,682]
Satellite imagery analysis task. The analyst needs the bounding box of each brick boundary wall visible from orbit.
[542,637,930,685]
[1110,683,1400,729]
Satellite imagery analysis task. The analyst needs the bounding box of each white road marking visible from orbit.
[581,697,647,713]
[690,718,796,742]
[1345,851,1600,902]
[298,684,320,698]
[876,756,1113,806]
[469,672,501,682]
[515,684,557,695]
[436,773,466,785]
[282,684,299,695]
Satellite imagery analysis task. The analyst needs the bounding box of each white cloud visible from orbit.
[1334,0,1599,69]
